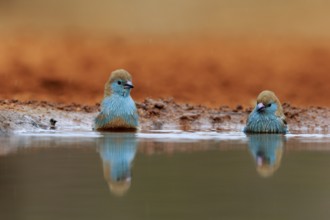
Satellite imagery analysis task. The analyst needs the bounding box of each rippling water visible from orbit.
[1,132,330,220]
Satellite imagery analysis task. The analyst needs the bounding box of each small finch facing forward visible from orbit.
[94,69,139,131]
[244,90,287,134]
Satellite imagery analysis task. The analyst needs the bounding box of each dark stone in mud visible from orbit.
[236,105,243,111]
[50,118,57,129]
[136,102,148,110]
[210,115,231,123]
[148,109,161,116]
[154,102,165,109]
[184,104,194,111]
[81,105,96,113]
[180,114,200,121]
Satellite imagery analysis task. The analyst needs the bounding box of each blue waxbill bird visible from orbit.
[244,90,287,133]
[94,69,139,131]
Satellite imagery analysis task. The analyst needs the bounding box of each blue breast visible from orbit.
[244,110,287,133]
[95,94,139,129]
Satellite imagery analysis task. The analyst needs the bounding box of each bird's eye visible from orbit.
[117,81,122,85]
[266,103,272,107]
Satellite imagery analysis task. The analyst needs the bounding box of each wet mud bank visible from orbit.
[0,99,329,134]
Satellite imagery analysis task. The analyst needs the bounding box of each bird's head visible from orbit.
[255,90,284,117]
[104,69,134,97]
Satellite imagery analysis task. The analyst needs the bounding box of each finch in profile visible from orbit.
[94,69,139,131]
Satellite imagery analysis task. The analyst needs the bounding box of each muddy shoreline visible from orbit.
[0,99,329,134]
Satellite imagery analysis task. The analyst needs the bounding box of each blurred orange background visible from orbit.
[0,0,330,107]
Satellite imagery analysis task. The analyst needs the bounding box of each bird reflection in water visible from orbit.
[98,133,138,196]
[247,134,285,177]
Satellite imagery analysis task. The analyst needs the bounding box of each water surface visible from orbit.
[1,132,330,220]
